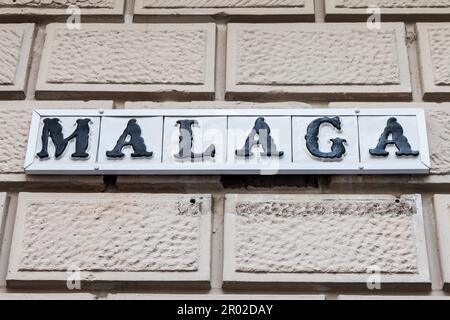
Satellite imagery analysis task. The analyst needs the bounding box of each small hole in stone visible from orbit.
[190,199,196,204]
[395,199,400,203]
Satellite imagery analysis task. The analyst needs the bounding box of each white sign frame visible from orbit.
[25,109,431,175]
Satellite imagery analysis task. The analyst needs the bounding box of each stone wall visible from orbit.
[0,0,450,300]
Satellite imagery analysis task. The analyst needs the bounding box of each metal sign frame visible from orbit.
[24,108,431,175]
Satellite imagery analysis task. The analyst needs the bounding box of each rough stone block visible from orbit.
[0,24,34,99]
[433,195,450,291]
[417,23,450,101]
[224,194,430,290]
[0,101,112,191]
[0,0,124,21]
[328,102,450,187]
[134,0,314,19]
[36,23,216,100]
[226,23,411,101]
[326,0,450,21]
[7,193,212,289]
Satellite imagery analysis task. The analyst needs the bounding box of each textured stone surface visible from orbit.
[0,0,124,18]
[433,195,450,291]
[226,23,411,100]
[0,29,23,85]
[0,24,34,99]
[424,28,450,85]
[134,0,313,17]
[47,31,205,85]
[336,0,450,8]
[20,198,200,271]
[142,0,305,8]
[8,193,211,285]
[235,200,417,273]
[224,194,430,288]
[0,101,111,190]
[426,108,450,175]
[417,24,450,100]
[326,0,450,20]
[0,0,115,8]
[36,24,216,99]
[236,31,398,85]
[0,106,36,174]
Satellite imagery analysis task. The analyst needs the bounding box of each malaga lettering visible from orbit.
[37,116,417,161]
[24,108,430,175]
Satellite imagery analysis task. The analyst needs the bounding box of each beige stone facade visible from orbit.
[0,0,450,301]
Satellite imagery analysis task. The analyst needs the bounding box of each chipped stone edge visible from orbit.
[325,0,450,21]
[0,24,35,100]
[35,23,216,100]
[6,193,212,288]
[225,23,412,100]
[223,194,431,290]
[328,102,448,185]
[416,23,450,101]
[0,100,113,188]
[433,195,450,291]
[133,0,315,17]
[0,0,125,17]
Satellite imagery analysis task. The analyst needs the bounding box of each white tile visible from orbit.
[98,117,163,171]
[359,116,425,172]
[163,117,227,165]
[31,116,101,172]
[227,116,292,174]
[292,116,359,170]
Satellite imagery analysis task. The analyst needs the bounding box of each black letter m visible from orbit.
[37,118,91,159]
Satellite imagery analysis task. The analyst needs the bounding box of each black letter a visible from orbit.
[106,119,153,158]
[236,117,284,158]
[369,117,419,157]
